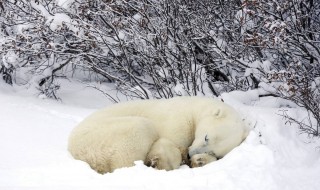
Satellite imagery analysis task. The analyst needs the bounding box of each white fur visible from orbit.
[188,103,249,158]
[68,116,159,173]
[145,138,185,171]
[68,96,248,173]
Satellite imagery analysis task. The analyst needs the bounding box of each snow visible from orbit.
[133,13,142,22]
[118,31,125,40]
[1,81,320,189]
[235,9,255,34]
[3,51,19,67]
[46,13,78,33]
[57,0,75,9]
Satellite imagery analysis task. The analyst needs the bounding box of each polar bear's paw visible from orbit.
[145,156,160,169]
[190,153,217,168]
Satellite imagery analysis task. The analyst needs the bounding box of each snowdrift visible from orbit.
[0,81,319,190]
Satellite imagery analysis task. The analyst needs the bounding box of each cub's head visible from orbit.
[189,107,247,159]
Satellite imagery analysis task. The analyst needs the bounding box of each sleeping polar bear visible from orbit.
[68,96,248,173]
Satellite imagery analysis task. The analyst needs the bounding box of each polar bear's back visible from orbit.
[97,96,234,118]
[87,96,239,149]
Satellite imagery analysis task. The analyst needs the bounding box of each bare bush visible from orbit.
[0,0,319,134]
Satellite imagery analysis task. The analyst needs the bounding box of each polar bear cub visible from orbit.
[145,138,189,171]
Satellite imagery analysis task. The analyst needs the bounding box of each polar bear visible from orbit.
[68,96,248,173]
[145,138,189,171]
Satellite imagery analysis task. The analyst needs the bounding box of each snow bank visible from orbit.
[0,81,319,189]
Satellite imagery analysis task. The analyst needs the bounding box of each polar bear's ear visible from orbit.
[213,108,224,118]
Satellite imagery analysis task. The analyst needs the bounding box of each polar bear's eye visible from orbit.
[205,134,209,142]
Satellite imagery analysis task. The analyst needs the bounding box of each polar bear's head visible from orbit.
[188,108,247,159]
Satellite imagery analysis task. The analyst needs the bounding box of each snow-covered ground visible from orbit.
[0,81,320,190]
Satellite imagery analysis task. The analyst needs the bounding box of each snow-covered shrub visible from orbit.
[0,0,103,93]
[0,0,77,97]
[251,0,320,136]
[0,0,258,98]
[0,0,319,135]
[267,66,320,136]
